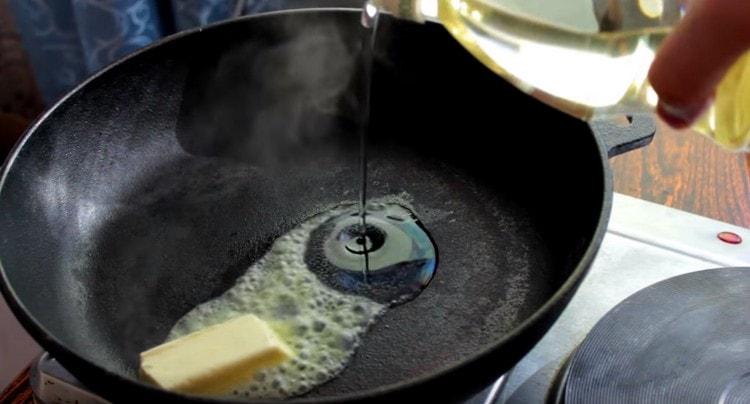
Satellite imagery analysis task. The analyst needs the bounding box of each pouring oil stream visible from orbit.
[359,2,380,281]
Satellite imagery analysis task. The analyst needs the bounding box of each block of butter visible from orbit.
[140,314,292,395]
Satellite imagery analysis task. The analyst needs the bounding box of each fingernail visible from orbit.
[657,99,710,129]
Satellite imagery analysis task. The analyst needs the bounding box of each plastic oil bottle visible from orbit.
[368,0,750,151]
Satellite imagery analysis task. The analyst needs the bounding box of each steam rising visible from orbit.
[177,16,363,168]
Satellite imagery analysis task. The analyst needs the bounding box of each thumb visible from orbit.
[648,0,750,128]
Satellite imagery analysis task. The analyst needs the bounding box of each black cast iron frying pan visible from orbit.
[0,8,654,403]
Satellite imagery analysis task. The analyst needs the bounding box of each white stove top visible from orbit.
[6,194,750,403]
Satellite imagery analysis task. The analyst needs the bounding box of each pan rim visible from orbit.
[0,6,613,403]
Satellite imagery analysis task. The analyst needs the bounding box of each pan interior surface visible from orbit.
[0,10,605,400]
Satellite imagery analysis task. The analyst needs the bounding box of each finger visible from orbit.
[648,0,750,127]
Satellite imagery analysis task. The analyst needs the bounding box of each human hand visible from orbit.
[649,0,750,128]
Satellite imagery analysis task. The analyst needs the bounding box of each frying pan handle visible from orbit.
[590,114,656,158]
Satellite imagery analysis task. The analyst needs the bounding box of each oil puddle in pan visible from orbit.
[307,202,438,305]
[167,197,437,399]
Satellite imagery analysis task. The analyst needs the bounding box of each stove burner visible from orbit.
[563,267,750,404]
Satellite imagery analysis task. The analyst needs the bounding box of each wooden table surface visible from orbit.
[611,120,750,227]
[2,119,749,402]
